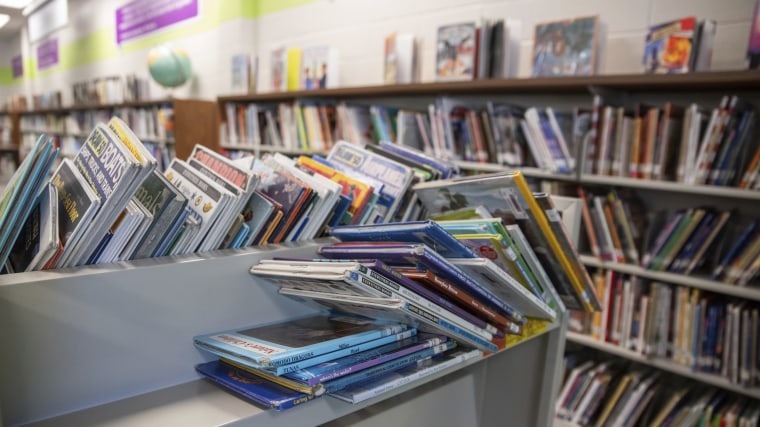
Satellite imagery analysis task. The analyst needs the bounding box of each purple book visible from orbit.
[359,258,504,337]
[317,242,526,325]
[285,333,447,386]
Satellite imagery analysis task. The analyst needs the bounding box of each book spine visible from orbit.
[405,301,498,352]
[270,328,412,374]
[302,335,446,386]
[363,262,500,335]
[323,341,456,393]
[352,270,495,341]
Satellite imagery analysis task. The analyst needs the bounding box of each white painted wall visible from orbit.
[3,0,757,102]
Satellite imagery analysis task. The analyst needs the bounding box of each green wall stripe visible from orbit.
[1,0,317,86]
[0,67,12,85]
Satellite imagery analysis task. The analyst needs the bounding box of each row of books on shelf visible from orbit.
[578,186,760,285]
[18,105,174,142]
[71,74,151,106]
[570,270,760,388]
[0,115,601,321]
[556,352,760,427]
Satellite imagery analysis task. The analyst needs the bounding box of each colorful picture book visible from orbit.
[193,314,409,369]
[532,15,599,77]
[643,17,697,73]
[436,22,477,81]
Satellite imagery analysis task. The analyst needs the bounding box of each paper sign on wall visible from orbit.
[11,55,23,78]
[37,39,59,71]
[116,0,199,44]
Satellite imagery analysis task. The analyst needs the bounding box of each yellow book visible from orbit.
[594,373,632,427]
[510,171,601,312]
[286,47,302,91]
[220,358,325,396]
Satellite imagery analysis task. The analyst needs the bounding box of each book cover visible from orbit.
[250,160,312,243]
[643,17,697,74]
[0,136,58,271]
[193,313,408,368]
[326,141,414,223]
[436,22,476,81]
[532,15,599,77]
[271,47,288,92]
[300,45,339,90]
[230,53,252,95]
[195,360,315,411]
[749,0,760,69]
[6,183,58,272]
[49,158,101,268]
[130,170,188,260]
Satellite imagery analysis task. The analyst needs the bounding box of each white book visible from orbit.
[118,198,153,261]
[448,257,556,320]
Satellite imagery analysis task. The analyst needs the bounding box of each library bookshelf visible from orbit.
[0,239,567,427]
[11,98,218,165]
[215,70,760,417]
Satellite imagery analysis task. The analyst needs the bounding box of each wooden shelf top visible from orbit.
[219,70,760,103]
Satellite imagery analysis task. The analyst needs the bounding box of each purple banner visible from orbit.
[11,55,22,78]
[116,0,198,44]
[36,39,58,70]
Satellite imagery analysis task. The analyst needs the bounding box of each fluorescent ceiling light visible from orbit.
[0,0,35,8]
[0,14,9,29]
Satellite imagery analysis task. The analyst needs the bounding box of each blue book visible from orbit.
[711,220,758,280]
[329,193,353,227]
[193,313,409,369]
[230,223,250,249]
[0,136,58,269]
[329,220,478,259]
[318,242,526,325]
[322,340,457,392]
[195,360,315,411]
[285,333,448,386]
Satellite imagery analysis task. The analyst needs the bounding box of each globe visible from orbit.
[147,44,192,88]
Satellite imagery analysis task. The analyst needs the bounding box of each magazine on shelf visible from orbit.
[193,313,409,369]
[195,360,316,411]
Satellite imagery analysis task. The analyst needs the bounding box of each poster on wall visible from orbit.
[116,0,199,44]
[37,39,59,71]
[11,55,23,78]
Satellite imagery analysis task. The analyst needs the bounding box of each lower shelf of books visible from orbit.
[566,332,760,400]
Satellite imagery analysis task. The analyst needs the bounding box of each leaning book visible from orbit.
[193,313,409,369]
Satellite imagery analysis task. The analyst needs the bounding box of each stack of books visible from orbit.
[193,313,478,409]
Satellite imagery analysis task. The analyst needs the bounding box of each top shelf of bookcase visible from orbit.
[16,98,175,115]
[218,71,760,103]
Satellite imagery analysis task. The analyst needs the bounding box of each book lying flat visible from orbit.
[193,313,409,369]
[328,348,482,404]
[318,242,526,326]
[195,360,316,411]
[328,219,479,259]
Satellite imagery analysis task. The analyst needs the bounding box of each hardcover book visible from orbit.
[532,15,599,77]
[436,22,476,81]
[749,0,760,69]
[384,32,418,84]
[271,47,288,92]
[130,170,188,260]
[6,183,58,272]
[643,17,697,74]
[300,45,339,90]
[195,360,315,411]
[193,313,408,369]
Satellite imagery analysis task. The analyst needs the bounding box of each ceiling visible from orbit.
[0,5,24,40]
